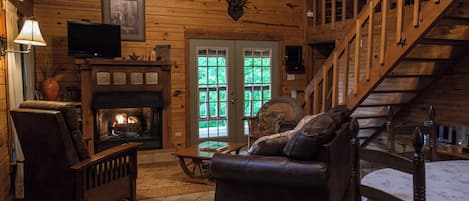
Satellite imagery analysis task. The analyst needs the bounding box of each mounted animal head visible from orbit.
[227,0,248,21]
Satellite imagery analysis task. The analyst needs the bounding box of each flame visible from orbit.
[115,113,127,124]
[128,116,139,124]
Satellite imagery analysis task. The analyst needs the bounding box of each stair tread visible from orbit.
[353,115,387,119]
[404,57,451,62]
[419,38,469,46]
[372,89,420,93]
[440,16,469,26]
[360,126,383,130]
[386,74,435,78]
[358,103,405,107]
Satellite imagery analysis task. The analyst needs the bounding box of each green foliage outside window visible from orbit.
[197,55,272,129]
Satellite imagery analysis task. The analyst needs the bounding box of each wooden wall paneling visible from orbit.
[0,4,10,201]
[34,0,306,149]
[400,57,469,127]
[9,0,33,16]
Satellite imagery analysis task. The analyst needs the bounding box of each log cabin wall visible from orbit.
[0,5,10,201]
[33,0,307,148]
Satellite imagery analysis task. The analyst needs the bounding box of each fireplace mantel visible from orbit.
[76,59,173,153]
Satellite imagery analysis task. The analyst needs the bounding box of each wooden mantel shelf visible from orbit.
[75,58,174,70]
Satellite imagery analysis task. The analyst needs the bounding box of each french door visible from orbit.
[189,39,279,144]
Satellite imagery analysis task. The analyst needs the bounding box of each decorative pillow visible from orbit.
[257,111,285,134]
[248,131,289,156]
[283,113,337,160]
[248,113,324,156]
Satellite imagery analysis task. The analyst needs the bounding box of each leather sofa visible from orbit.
[211,107,352,201]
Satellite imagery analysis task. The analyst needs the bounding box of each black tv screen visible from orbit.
[67,21,121,58]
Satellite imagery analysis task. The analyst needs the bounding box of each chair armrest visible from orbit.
[70,142,142,170]
[211,153,327,187]
[70,142,141,201]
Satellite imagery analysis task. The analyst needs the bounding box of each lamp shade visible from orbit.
[14,19,46,46]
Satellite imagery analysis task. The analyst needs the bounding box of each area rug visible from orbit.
[137,162,215,200]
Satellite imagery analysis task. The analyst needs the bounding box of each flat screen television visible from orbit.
[67,21,121,58]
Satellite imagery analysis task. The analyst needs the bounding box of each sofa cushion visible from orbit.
[248,132,289,156]
[211,153,328,187]
[283,113,338,160]
[70,129,90,160]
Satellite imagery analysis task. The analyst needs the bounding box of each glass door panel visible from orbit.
[197,48,228,138]
[243,48,273,134]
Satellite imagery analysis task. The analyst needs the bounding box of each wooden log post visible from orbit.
[412,127,426,201]
[350,118,360,201]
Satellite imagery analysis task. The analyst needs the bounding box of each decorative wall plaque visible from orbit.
[96,72,111,85]
[113,72,126,85]
[145,72,158,85]
[130,72,144,85]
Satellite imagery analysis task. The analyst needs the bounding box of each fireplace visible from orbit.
[92,91,163,152]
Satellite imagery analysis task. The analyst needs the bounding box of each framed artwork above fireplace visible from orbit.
[102,0,145,41]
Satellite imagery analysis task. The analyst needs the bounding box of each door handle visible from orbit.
[230,92,236,104]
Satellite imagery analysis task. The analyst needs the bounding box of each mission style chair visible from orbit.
[10,101,141,201]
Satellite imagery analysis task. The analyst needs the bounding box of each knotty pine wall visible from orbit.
[400,56,469,127]
[33,0,306,148]
[0,6,11,201]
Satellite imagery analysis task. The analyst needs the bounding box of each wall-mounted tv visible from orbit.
[67,21,121,58]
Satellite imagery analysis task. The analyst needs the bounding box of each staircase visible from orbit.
[304,0,469,146]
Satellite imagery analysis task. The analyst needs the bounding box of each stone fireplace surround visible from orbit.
[77,59,172,154]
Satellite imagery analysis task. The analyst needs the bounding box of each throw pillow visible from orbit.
[248,131,289,156]
[248,113,323,156]
[283,113,337,160]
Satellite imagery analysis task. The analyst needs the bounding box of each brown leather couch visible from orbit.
[211,107,352,201]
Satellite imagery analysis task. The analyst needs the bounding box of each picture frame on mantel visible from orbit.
[102,0,145,41]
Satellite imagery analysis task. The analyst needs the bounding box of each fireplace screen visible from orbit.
[92,92,163,152]
[97,107,156,139]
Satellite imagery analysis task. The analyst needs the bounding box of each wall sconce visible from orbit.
[0,19,46,56]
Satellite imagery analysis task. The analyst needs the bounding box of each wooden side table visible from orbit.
[424,144,469,160]
[435,144,469,160]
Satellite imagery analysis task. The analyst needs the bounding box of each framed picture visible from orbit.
[102,0,145,41]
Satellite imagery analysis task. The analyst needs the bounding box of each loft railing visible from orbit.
[304,0,452,114]
[308,0,427,29]
[308,0,367,29]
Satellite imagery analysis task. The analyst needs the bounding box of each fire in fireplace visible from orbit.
[92,91,163,152]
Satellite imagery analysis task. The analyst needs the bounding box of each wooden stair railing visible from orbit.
[304,0,455,115]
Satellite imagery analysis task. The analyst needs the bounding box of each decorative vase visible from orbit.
[41,77,60,101]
